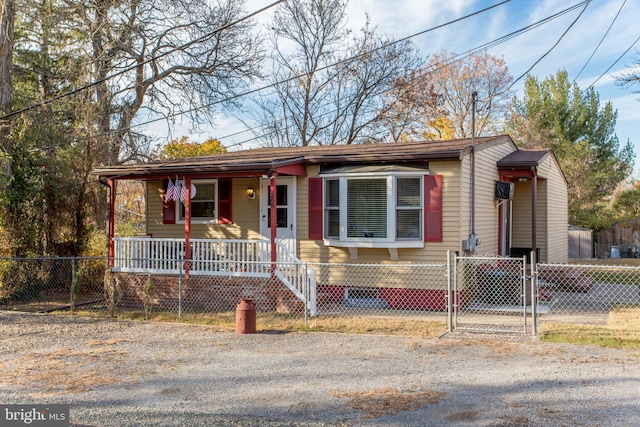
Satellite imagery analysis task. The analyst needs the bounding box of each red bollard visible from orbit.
[235,298,256,334]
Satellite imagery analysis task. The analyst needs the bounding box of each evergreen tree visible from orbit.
[507,70,634,229]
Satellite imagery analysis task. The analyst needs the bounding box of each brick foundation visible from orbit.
[115,274,297,312]
[317,284,451,311]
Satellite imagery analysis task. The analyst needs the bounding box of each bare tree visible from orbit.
[617,53,640,92]
[424,49,513,139]
[374,69,447,142]
[0,0,13,179]
[67,0,264,164]
[254,0,421,147]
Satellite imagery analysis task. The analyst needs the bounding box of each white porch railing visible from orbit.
[113,237,271,277]
[112,237,317,316]
[275,238,317,316]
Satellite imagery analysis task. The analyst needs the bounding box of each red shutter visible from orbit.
[308,177,323,240]
[424,175,443,242]
[218,178,232,224]
[162,179,176,224]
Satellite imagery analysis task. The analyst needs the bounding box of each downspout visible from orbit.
[531,166,538,262]
[468,91,478,251]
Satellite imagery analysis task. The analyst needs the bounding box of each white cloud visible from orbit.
[169,0,640,157]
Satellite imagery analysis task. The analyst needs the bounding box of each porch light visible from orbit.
[246,188,255,199]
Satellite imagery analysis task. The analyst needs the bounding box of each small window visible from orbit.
[396,177,421,239]
[325,179,340,238]
[179,180,217,222]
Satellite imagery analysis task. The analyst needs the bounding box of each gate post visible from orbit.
[531,251,537,336]
[447,250,453,332]
[178,262,183,318]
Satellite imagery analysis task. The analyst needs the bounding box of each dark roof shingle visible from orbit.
[93,135,516,179]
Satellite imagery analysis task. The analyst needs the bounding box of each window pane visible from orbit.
[397,210,421,239]
[267,208,288,228]
[327,210,340,238]
[397,178,421,207]
[325,179,339,207]
[276,185,287,206]
[347,179,387,238]
[193,183,215,201]
[191,201,216,218]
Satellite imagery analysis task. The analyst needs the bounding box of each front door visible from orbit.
[260,177,296,253]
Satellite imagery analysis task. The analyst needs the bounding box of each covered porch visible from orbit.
[93,152,316,315]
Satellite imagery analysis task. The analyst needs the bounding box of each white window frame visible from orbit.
[321,172,425,249]
[176,179,218,224]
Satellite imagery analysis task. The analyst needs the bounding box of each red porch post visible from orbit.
[184,177,192,276]
[531,167,538,262]
[270,172,278,272]
[108,178,115,267]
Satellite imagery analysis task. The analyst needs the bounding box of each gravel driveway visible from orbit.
[1,311,639,427]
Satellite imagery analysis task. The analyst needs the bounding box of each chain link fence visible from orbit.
[538,263,640,324]
[0,258,105,313]
[310,262,448,317]
[451,254,535,335]
[1,256,639,335]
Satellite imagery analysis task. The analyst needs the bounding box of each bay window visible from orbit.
[323,175,423,244]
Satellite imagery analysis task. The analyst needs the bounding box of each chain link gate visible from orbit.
[447,251,538,336]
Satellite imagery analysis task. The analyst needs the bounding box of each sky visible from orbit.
[157,0,640,174]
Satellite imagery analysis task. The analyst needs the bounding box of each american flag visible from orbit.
[165,178,176,202]
[179,180,187,202]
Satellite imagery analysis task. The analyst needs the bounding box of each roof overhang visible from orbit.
[92,135,517,181]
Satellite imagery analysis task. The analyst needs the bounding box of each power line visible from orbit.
[574,0,626,83]
[584,34,640,91]
[24,0,592,154]
[0,0,286,121]
[29,0,512,154]
[498,0,591,96]
[223,1,595,148]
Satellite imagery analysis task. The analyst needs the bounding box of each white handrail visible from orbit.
[274,238,317,316]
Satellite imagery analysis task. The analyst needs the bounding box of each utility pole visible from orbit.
[468,90,478,252]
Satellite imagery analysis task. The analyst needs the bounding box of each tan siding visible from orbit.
[509,156,568,263]
[537,180,548,262]
[512,179,547,261]
[460,142,516,256]
[544,157,568,262]
[298,139,518,269]
[145,178,262,240]
[511,180,532,249]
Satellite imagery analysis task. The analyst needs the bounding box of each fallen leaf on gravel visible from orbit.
[333,387,447,418]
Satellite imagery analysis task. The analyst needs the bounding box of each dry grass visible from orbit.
[302,316,446,337]
[0,345,134,396]
[540,307,640,348]
[61,308,447,337]
[60,305,640,348]
[333,388,447,418]
[569,258,640,266]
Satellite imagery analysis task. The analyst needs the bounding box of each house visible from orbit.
[92,134,568,313]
